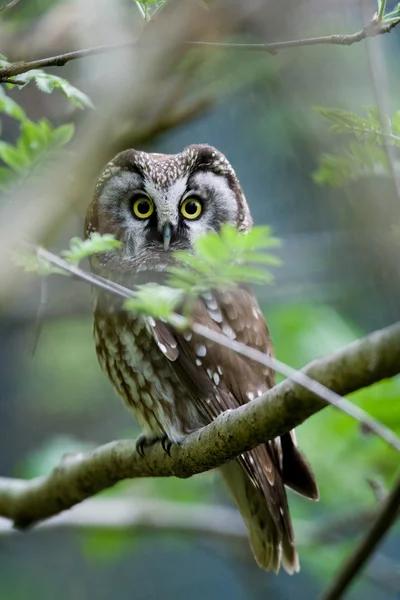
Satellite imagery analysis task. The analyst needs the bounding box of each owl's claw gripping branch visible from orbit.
[135,434,179,457]
[135,434,160,457]
[161,435,182,457]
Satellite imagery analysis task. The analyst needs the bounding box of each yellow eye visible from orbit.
[132,197,154,219]
[181,197,202,220]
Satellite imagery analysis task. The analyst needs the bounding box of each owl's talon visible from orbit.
[136,434,158,457]
[161,434,174,456]
[160,435,184,456]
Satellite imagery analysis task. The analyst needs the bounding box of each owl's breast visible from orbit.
[93,309,200,440]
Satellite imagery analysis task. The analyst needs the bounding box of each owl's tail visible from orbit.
[220,439,316,574]
[221,458,297,573]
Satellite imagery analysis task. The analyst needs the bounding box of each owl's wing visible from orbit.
[149,286,318,573]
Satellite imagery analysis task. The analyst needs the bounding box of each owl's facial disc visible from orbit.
[89,145,253,273]
[98,169,239,257]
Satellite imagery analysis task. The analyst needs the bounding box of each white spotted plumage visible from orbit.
[87,143,318,576]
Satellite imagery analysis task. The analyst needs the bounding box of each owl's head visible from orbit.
[85,144,252,272]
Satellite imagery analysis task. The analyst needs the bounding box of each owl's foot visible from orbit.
[136,434,183,458]
[161,434,181,457]
[135,434,160,457]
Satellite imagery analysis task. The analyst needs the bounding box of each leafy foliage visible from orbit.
[0,58,93,109]
[18,226,280,324]
[313,106,400,186]
[168,225,280,290]
[134,0,168,20]
[13,249,67,276]
[15,234,122,277]
[61,234,122,264]
[0,118,75,192]
[378,0,400,23]
[313,142,389,188]
[0,58,93,194]
[0,86,25,121]
[125,284,186,325]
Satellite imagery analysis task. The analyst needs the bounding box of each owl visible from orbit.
[85,144,318,573]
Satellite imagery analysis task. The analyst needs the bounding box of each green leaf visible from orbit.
[61,233,122,264]
[314,106,372,136]
[313,142,388,187]
[0,141,31,172]
[173,224,280,292]
[136,0,166,5]
[0,119,75,192]
[125,284,185,323]
[50,123,75,148]
[0,87,26,120]
[10,70,94,109]
[314,105,400,187]
[13,250,68,276]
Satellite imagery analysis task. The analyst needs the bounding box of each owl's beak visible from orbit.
[163,222,172,251]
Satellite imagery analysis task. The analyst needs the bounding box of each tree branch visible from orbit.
[0,320,399,529]
[1,16,399,83]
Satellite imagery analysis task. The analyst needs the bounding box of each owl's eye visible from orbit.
[132,197,154,219]
[180,197,203,220]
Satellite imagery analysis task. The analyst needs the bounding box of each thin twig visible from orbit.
[320,473,400,600]
[0,0,20,11]
[35,245,400,454]
[0,78,25,85]
[1,17,399,83]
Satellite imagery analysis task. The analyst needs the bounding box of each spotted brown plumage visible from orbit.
[86,144,319,573]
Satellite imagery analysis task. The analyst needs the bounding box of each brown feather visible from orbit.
[144,287,317,572]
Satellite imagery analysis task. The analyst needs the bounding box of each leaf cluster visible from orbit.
[0,57,93,109]
[169,224,280,290]
[18,226,280,325]
[61,234,122,264]
[313,106,400,187]
[14,234,122,277]
[0,116,75,192]
[0,56,93,193]
[126,225,280,323]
